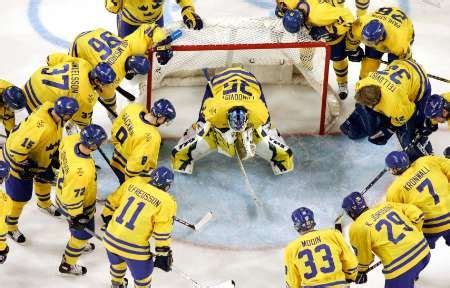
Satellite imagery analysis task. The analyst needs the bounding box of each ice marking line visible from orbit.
[27,0,70,49]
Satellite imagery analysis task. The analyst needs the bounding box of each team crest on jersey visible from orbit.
[77,167,84,176]
[145,132,152,142]
[36,120,44,128]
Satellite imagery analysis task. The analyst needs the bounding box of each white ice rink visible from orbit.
[0,0,449,287]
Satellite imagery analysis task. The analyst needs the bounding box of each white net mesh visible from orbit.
[143,17,340,135]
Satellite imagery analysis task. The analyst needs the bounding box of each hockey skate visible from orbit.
[38,203,61,217]
[82,243,95,254]
[59,257,87,276]
[111,278,128,288]
[7,229,26,244]
[338,83,348,100]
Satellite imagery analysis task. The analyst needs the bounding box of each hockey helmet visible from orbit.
[292,207,316,232]
[54,96,79,120]
[227,106,248,132]
[342,191,368,220]
[362,20,386,46]
[80,124,107,150]
[150,166,174,191]
[2,86,26,110]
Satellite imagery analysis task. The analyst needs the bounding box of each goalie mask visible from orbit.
[227,107,248,132]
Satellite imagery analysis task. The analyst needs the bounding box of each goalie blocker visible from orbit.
[171,67,294,175]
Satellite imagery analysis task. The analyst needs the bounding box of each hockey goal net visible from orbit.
[141,17,339,136]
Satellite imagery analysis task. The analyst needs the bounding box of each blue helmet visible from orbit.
[0,161,10,179]
[80,124,107,150]
[292,207,316,232]
[385,151,410,172]
[2,86,26,110]
[151,99,176,121]
[150,166,174,191]
[362,20,385,44]
[283,9,305,34]
[227,107,247,132]
[125,56,150,75]
[91,62,116,85]
[342,192,368,220]
[54,96,79,119]
[424,94,446,118]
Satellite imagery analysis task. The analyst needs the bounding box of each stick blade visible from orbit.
[194,211,214,231]
[209,280,236,288]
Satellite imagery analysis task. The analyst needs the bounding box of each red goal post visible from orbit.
[144,18,336,135]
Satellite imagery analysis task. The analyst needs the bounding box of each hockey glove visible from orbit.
[155,38,174,65]
[309,26,336,42]
[368,126,395,145]
[355,272,368,284]
[0,246,9,264]
[346,46,364,62]
[69,214,90,231]
[415,118,438,136]
[18,159,39,180]
[154,246,173,272]
[182,6,203,30]
[101,214,112,231]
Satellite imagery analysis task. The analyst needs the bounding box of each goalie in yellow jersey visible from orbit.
[172,67,294,175]
[111,100,175,184]
[0,80,26,136]
[0,161,11,265]
[346,6,415,79]
[69,23,174,119]
[24,54,116,129]
[284,207,358,288]
[276,0,355,99]
[56,124,107,276]
[342,192,430,288]
[105,0,203,37]
[340,59,433,161]
[3,97,79,244]
[101,167,176,288]
[385,151,450,249]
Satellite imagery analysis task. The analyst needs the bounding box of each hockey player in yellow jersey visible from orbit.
[0,80,26,136]
[0,161,11,264]
[342,192,430,288]
[277,0,355,99]
[56,124,107,276]
[69,24,173,119]
[111,100,175,184]
[105,0,203,37]
[3,97,79,244]
[347,7,415,79]
[101,167,176,288]
[424,93,450,130]
[340,59,433,161]
[24,53,116,129]
[284,207,358,288]
[385,151,450,249]
[172,67,294,175]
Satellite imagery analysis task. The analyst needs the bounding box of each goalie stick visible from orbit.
[201,68,263,208]
[173,267,236,288]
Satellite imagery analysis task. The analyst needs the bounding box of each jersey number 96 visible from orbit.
[88,31,122,61]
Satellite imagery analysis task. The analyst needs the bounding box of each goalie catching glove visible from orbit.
[154,246,173,272]
[181,6,203,30]
[154,37,174,65]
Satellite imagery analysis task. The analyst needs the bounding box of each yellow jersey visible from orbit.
[386,156,450,235]
[69,25,167,99]
[279,0,354,44]
[106,0,194,25]
[202,68,269,129]
[111,103,161,179]
[24,54,98,128]
[55,134,97,219]
[0,80,17,135]
[347,7,414,58]
[101,176,177,261]
[0,190,11,250]
[4,102,62,178]
[284,229,358,288]
[349,202,429,279]
[356,59,429,127]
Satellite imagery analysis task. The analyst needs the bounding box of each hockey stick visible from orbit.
[201,68,263,207]
[116,86,136,101]
[380,60,450,83]
[0,134,6,139]
[368,261,382,272]
[98,97,119,118]
[173,267,236,288]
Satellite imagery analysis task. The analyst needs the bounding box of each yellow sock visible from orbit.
[134,275,152,288]
[110,262,127,285]
[34,181,52,209]
[355,0,370,16]
[6,201,26,232]
[333,59,348,86]
[64,236,87,265]
[360,57,381,79]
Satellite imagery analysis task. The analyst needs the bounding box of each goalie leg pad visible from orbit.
[172,124,217,174]
[255,126,294,175]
